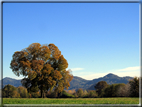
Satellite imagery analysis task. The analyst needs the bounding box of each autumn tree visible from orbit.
[2,84,20,98]
[10,43,73,98]
[17,86,29,98]
[76,88,84,98]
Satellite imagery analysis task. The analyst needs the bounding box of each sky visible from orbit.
[3,2,140,80]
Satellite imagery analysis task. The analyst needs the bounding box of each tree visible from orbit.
[2,84,20,98]
[94,81,109,96]
[10,43,73,98]
[104,83,126,97]
[76,88,84,98]
[87,90,98,98]
[116,83,130,97]
[17,86,29,98]
[129,77,139,97]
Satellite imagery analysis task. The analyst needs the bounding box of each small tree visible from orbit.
[2,84,20,98]
[10,43,73,98]
[117,83,130,97]
[17,86,29,98]
[104,83,126,97]
[104,84,116,97]
[83,90,88,97]
[87,90,98,98]
[76,88,84,98]
[129,77,139,97]
[94,81,108,97]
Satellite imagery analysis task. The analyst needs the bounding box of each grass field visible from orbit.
[3,98,139,104]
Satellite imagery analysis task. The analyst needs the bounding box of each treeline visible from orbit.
[2,77,140,98]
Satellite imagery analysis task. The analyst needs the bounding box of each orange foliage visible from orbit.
[67,89,76,94]
[48,44,61,60]
[10,43,73,98]
[31,60,44,73]
[53,70,62,80]
[42,63,53,75]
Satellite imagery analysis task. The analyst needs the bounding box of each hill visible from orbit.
[69,76,91,90]
[0,73,133,90]
[87,73,133,90]
[0,77,22,88]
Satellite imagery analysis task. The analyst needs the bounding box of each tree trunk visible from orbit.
[40,86,43,98]
[42,90,44,98]
[41,89,45,98]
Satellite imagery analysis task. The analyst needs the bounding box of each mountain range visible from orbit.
[0,73,133,90]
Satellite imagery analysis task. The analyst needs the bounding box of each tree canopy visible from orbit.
[10,43,73,98]
[129,77,139,97]
[94,81,108,96]
[2,84,20,98]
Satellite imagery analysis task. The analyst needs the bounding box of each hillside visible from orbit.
[68,73,133,90]
[87,73,133,90]
[0,77,22,88]
[0,73,133,90]
[69,76,91,90]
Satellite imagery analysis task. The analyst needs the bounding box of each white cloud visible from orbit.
[70,68,84,71]
[80,72,109,80]
[78,66,140,80]
[113,71,140,78]
[117,66,140,72]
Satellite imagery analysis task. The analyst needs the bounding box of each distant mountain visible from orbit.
[68,73,133,90]
[0,77,22,88]
[0,73,133,90]
[69,76,91,90]
[87,73,133,90]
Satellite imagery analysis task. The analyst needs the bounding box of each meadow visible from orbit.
[3,97,139,104]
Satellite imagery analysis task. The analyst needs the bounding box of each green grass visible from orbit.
[3,97,139,104]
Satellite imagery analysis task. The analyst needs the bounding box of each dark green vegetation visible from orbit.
[2,77,140,98]
[94,77,140,98]
[3,98,139,104]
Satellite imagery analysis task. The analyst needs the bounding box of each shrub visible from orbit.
[86,90,98,98]
[46,90,57,98]
[76,88,84,98]
[17,86,29,98]
[30,91,40,98]
[59,90,75,98]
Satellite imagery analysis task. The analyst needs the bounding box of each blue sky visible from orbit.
[3,3,140,80]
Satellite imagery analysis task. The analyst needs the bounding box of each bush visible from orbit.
[17,86,29,98]
[59,90,75,98]
[46,90,57,98]
[86,90,98,98]
[46,90,75,98]
[76,88,84,98]
[30,91,40,98]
